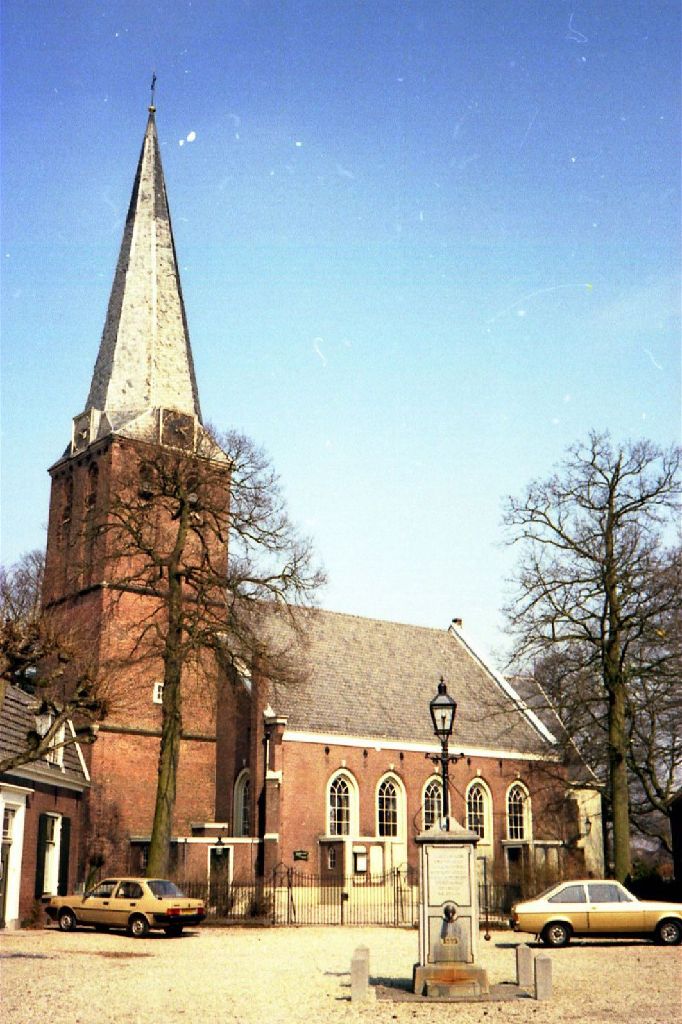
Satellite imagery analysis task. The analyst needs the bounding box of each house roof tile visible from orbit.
[266,609,553,756]
[0,684,89,789]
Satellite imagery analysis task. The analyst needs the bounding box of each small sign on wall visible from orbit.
[293,850,309,861]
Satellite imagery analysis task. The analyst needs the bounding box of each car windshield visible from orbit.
[529,883,566,901]
[147,879,186,898]
[87,880,117,899]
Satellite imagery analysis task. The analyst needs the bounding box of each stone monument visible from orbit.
[413,815,490,998]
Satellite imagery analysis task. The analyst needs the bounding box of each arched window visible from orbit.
[466,783,486,838]
[422,778,443,830]
[233,770,251,837]
[326,771,360,837]
[329,775,351,835]
[376,773,406,839]
[507,783,529,841]
[378,779,398,837]
[466,779,493,843]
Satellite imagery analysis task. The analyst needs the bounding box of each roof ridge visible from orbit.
[311,604,455,635]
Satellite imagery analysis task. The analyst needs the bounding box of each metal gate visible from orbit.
[180,866,419,926]
[178,867,520,927]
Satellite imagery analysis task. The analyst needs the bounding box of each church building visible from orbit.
[11,104,603,923]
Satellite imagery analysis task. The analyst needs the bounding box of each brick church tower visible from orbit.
[42,104,228,876]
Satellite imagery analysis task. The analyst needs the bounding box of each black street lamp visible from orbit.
[427,677,461,831]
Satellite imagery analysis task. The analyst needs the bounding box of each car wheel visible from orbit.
[128,914,150,938]
[655,919,682,946]
[541,921,571,947]
[164,924,184,937]
[58,908,77,932]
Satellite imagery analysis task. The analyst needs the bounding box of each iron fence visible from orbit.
[176,867,521,927]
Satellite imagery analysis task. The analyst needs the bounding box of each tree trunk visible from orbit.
[603,467,632,882]
[608,680,632,880]
[147,562,185,877]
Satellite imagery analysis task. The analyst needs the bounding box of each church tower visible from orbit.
[42,103,228,876]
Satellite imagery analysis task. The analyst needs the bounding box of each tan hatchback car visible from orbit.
[511,879,682,947]
[45,877,206,938]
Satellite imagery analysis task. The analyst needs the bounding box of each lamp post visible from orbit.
[427,677,460,831]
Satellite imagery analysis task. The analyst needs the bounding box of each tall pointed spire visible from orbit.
[71,102,202,454]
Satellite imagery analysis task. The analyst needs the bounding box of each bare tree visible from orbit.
[532,564,681,861]
[625,547,682,852]
[98,426,324,876]
[504,432,681,880]
[0,552,106,774]
[0,548,45,624]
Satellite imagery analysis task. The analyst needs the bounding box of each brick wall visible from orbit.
[268,738,585,883]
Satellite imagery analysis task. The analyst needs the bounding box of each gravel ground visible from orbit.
[1,924,680,1024]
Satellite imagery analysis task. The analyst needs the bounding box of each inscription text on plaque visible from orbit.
[427,845,471,906]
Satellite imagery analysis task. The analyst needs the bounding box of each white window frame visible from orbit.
[326,770,359,837]
[422,775,443,830]
[506,781,532,842]
[42,813,62,897]
[44,720,66,768]
[375,773,406,840]
[2,807,17,841]
[465,778,493,847]
[152,681,164,705]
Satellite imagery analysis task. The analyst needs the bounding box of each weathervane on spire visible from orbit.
[149,72,157,113]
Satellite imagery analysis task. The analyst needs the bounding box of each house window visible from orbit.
[466,783,487,839]
[329,776,350,835]
[35,813,70,898]
[44,720,66,767]
[152,681,164,704]
[378,779,398,837]
[3,807,16,841]
[233,770,251,837]
[423,778,442,830]
[327,846,337,870]
[507,784,527,841]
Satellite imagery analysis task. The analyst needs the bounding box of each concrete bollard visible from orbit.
[351,945,372,1003]
[534,954,552,1001]
[516,943,534,988]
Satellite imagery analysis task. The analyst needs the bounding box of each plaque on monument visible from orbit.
[426,845,471,907]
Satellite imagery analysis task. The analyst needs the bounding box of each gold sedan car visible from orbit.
[511,879,682,947]
[45,877,206,938]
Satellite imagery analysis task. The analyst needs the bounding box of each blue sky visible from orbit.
[1,1,680,662]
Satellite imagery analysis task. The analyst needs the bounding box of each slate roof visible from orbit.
[509,673,566,741]
[510,673,602,784]
[267,609,555,756]
[0,685,89,789]
[86,110,201,429]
